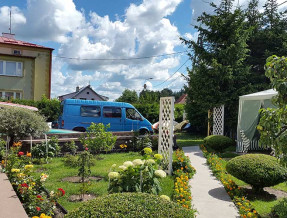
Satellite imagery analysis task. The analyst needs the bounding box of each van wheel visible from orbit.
[73,127,86,132]
[139,129,149,136]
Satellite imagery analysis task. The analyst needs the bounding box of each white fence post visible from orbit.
[158,97,175,175]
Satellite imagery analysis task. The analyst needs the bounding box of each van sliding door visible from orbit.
[102,106,123,132]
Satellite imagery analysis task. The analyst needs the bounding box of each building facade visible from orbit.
[0,33,53,100]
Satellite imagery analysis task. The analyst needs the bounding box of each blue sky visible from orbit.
[1,0,285,100]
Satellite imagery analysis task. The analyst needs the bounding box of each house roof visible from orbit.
[0,36,54,50]
[58,85,109,101]
[175,94,187,104]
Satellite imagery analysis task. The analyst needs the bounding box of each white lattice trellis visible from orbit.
[158,97,174,175]
[213,105,224,135]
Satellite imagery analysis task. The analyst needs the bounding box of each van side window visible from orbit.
[103,107,121,118]
[81,106,101,117]
[126,108,141,120]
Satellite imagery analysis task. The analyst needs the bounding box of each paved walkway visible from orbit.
[0,170,28,218]
[183,146,239,218]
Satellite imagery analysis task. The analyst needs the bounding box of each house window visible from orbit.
[103,107,121,118]
[0,91,22,100]
[87,92,89,94]
[0,60,23,76]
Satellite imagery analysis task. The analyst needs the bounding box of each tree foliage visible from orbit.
[0,106,49,143]
[182,0,287,135]
[258,56,287,165]
[115,89,139,104]
[1,95,61,122]
[182,0,251,134]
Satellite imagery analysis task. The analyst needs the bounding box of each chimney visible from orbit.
[76,86,80,92]
[2,33,15,39]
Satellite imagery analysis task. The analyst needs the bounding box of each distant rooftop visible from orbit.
[0,33,53,50]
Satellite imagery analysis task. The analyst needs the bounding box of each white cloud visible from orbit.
[1,0,186,101]
[0,6,26,32]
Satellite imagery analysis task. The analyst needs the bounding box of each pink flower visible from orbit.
[85,147,88,151]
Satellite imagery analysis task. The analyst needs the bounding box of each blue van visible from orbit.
[58,99,153,134]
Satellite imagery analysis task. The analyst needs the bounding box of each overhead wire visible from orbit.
[53,51,187,61]
[153,58,190,88]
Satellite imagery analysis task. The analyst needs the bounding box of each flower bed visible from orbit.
[1,142,65,217]
[172,149,196,209]
[200,144,258,218]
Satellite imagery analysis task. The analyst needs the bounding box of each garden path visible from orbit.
[183,146,239,218]
[0,169,28,218]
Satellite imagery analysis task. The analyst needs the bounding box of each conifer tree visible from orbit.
[182,0,251,135]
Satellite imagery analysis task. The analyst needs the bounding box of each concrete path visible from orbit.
[0,170,28,218]
[183,146,239,218]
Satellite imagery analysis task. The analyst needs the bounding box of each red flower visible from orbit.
[18,152,24,157]
[21,183,28,188]
[36,207,41,211]
[58,188,65,196]
[36,195,43,201]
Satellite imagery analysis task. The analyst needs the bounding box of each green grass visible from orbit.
[33,152,174,212]
[176,133,204,148]
[273,182,287,192]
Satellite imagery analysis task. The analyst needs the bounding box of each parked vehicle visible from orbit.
[58,99,153,134]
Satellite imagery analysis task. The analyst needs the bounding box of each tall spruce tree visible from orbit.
[182,0,251,135]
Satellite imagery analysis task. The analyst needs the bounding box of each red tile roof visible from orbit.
[175,94,187,104]
[0,36,53,50]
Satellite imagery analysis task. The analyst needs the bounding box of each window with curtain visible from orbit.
[0,60,23,76]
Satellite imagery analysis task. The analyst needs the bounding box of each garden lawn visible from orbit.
[176,133,204,148]
[32,152,174,212]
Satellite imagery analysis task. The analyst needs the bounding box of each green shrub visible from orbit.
[108,149,165,195]
[0,139,6,160]
[0,106,49,144]
[63,140,77,155]
[204,135,235,152]
[66,193,195,218]
[226,154,287,192]
[271,198,287,218]
[63,154,96,168]
[80,123,116,154]
[32,136,60,159]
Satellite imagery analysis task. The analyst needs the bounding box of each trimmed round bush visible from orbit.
[65,193,195,218]
[204,135,234,152]
[226,154,287,192]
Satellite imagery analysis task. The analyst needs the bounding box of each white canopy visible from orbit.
[240,89,277,100]
[237,89,277,152]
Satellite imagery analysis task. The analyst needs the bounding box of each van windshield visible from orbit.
[126,108,142,120]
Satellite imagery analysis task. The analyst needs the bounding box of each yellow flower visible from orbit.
[32,216,39,218]
[11,168,20,173]
[247,212,252,218]
[144,147,152,155]
[17,173,25,178]
[1,160,5,165]
[24,165,34,170]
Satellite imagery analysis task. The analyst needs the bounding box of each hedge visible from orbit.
[204,135,235,152]
[66,192,195,218]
